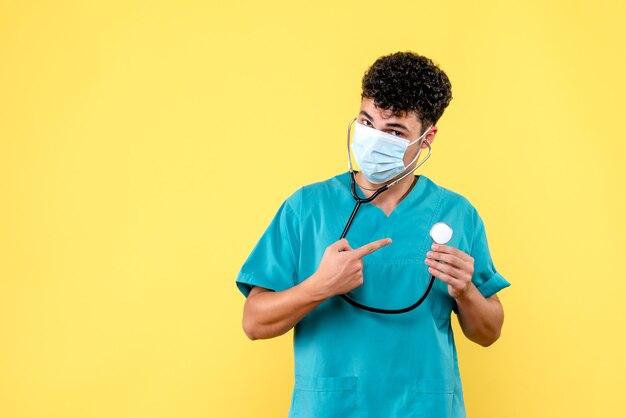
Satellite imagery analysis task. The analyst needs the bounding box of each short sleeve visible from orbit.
[468,209,511,299]
[235,196,300,298]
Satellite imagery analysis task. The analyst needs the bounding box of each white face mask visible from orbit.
[350,120,432,184]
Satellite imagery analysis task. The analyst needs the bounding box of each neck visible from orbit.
[354,171,417,206]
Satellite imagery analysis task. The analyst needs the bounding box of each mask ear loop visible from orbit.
[387,125,433,188]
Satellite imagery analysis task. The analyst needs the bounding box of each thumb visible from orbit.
[332,238,352,252]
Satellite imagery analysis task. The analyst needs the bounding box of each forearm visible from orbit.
[242,275,328,340]
[455,282,504,347]
[242,238,391,340]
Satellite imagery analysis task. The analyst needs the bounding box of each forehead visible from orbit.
[359,97,421,128]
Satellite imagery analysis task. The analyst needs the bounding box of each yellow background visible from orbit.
[1,1,625,417]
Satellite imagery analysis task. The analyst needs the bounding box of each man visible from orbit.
[235,51,510,418]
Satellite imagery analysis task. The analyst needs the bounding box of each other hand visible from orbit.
[425,244,474,299]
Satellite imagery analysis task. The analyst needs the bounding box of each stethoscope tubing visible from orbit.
[339,171,389,240]
[339,119,436,314]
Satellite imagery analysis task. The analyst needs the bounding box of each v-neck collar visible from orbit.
[333,171,431,219]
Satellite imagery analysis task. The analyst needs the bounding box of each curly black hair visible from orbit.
[361,51,453,130]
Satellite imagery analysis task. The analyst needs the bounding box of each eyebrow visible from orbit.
[359,111,410,132]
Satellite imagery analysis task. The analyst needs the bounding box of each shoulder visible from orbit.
[283,171,349,215]
[285,172,348,205]
[424,175,480,217]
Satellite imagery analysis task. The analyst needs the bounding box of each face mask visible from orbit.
[350,120,432,184]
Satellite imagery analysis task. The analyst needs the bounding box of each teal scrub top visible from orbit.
[236,171,511,418]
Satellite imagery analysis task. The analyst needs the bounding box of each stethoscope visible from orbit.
[339,117,454,314]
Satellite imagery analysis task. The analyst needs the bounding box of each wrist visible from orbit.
[301,273,331,303]
[454,281,480,304]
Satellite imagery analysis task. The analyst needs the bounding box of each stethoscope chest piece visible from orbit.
[429,222,453,245]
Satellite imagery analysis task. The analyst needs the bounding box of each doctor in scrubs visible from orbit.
[236,51,511,418]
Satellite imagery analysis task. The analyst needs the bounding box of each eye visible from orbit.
[361,119,372,126]
[389,130,404,137]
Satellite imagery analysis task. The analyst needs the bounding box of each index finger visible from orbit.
[353,238,392,258]
[431,244,472,262]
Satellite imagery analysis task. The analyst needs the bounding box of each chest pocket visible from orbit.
[346,258,455,320]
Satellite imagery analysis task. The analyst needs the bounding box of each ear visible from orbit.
[420,125,438,149]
